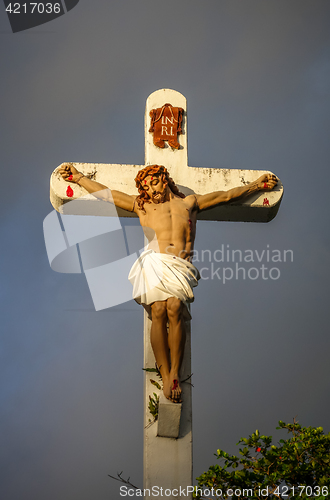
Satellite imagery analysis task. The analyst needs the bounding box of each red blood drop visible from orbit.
[68,175,73,181]
[172,379,178,390]
[264,182,268,188]
[66,185,74,198]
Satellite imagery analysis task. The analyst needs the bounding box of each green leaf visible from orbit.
[150,379,161,390]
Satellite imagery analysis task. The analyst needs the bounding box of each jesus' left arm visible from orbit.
[195,173,278,211]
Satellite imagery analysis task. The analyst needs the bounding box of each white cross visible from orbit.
[47,89,283,499]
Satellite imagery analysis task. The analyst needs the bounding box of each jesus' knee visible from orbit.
[166,297,183,322]
[151,301,167,322]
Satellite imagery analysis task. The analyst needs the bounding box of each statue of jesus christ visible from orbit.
[59,163,278,403]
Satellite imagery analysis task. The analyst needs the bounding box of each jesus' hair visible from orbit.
[135,165,185,211]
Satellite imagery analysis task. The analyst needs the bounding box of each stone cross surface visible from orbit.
[49,89,283,499]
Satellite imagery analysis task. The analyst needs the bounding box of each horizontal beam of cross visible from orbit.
[50,161,283,222]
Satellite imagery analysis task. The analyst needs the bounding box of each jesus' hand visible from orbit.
[257,173,278,191]
[58,163,84,183]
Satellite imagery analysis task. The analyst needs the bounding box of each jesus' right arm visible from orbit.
[59,163,137,213]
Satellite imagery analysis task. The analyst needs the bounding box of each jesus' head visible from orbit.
[134,165,185,211]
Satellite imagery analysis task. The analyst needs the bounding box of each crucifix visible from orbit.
[47,89,283,499]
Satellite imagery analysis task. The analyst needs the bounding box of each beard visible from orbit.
[151,190,167,204]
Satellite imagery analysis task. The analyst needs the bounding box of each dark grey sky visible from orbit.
[1,1,330,499]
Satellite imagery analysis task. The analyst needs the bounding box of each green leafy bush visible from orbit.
[195,420,330,499]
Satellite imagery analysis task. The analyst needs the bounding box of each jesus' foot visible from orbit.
[163,376,173,401]
[162,376,182,403]
[171,378,182,403]
[169,372,182,403]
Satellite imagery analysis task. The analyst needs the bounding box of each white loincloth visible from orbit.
[128,249,200,320]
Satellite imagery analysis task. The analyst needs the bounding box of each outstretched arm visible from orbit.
[59,163,136,213]
[196,173,278,212]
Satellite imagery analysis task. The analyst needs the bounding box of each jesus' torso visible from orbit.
[135,194,198,261]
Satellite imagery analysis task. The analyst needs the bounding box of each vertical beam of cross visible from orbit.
[143,89,194,499]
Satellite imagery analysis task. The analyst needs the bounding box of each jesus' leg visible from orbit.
[150,301,172,400]
[166,297,186,403]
